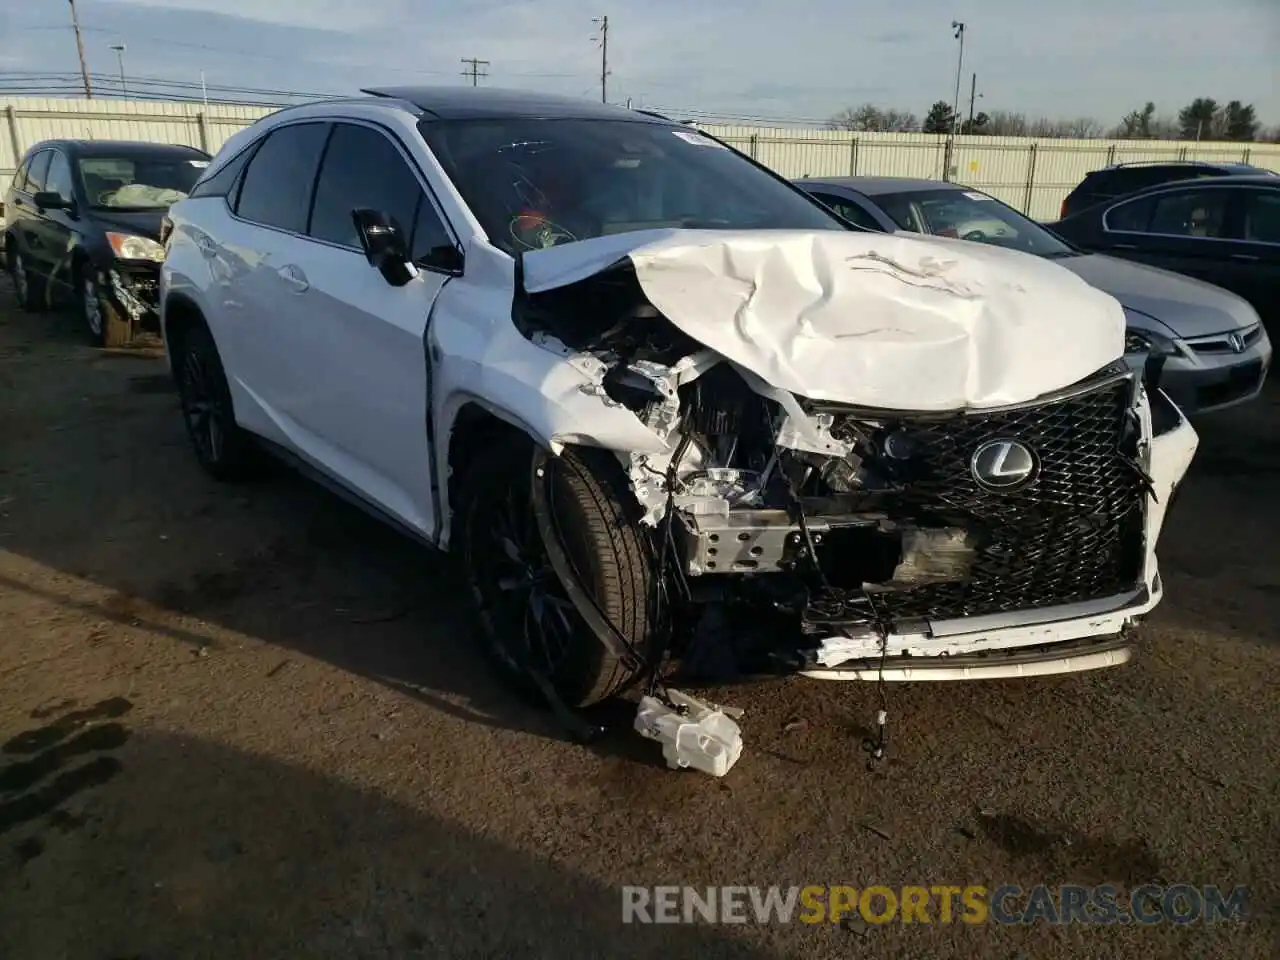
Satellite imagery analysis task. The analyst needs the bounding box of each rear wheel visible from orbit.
[171,321,258,481]
[8,249,45,312]
[458,443,658,707]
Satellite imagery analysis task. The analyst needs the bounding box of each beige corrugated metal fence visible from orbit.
[3,97,1279,222]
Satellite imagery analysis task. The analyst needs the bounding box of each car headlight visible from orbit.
[106,232,165,262]
[1123,326,1177,357]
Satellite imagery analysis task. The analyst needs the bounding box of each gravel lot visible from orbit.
[0,281,1276,959]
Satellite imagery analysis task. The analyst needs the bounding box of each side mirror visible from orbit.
[352,208,414,287]
[33,191,73,213]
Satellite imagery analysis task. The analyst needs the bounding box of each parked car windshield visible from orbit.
[875,188,1078,258]
[419,118,846,254]
[77,155,206,210]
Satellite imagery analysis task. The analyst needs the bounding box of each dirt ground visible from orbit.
[0,279,1276,960]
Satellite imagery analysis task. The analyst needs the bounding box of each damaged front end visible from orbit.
[511,230,1196,687]
[106,262,161,333]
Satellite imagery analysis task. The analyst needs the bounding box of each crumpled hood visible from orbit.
[522,229,1125,411]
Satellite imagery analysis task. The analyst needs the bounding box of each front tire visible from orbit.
[458,443,658,708]
[80,269,133,348]
[171,321,257,481]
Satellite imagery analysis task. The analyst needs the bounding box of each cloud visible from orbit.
[96,0,397,32]
[10,0,1277,125]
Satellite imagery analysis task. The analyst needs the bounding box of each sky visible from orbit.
[2,0,1277,127]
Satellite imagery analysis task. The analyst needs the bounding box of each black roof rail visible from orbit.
[1110,159,1218,169]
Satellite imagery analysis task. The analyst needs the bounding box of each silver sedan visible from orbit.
[795,176,1272,415]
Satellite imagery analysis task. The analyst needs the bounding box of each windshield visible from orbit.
[77,155,206,210]
[419,118,847,254]
[875,188,1077,257]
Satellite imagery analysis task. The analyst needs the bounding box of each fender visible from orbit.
[427,240,672,549]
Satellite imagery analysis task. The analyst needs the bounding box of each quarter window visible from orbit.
[235,122,329,233]
[811,193,883,231]
[1106,196,1155,232]
[309,123,423,248]
[409,195,455,266]
[12,155,32,193]
[189,141,259,201]
[1241,190,1280,244]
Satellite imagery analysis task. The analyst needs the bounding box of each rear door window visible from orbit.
[235,122,330,234]
[308,122,423,248]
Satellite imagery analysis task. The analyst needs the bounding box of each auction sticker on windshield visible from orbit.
[963,192,992,200]
[673,130,728,148]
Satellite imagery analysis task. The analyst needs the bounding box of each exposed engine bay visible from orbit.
[515,261,1154,678]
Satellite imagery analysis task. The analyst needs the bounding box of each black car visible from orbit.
[3,139,210,346]
[1059,160,1275,220]
[1049,174,1280,329]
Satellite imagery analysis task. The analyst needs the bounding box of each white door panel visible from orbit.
[257,237,443,535]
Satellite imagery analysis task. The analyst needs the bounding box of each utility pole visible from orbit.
[950,21,966,138]
[68,0,92,98]
[110,43,128,98]
[460,57,489,87]
[592,15,609,104]
[967,72,980,130]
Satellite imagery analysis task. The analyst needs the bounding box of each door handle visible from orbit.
[1230,253,1260,262]
[1110,243,1138,251]
[276,264,309,292]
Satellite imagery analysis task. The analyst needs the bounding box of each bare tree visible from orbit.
[1060,116,1105,139]
[881,109,920,133]
[828,104,920,133]
[982,111,1028,136]
[828,104,881,131]
[1113,102,1157,139]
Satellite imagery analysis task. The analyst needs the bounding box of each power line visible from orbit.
[460,57,489,87]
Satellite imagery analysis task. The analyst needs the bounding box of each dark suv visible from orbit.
[4,138,210,346]
[1060,161,1274,220]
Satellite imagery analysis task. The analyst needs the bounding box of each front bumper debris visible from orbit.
[107,263,160,332]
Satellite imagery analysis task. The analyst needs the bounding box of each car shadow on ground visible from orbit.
[1,285,1278,773]
[0,714,776,959]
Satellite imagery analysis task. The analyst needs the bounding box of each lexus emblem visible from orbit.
[970,439,1040,491]
[1228,332,1246,353]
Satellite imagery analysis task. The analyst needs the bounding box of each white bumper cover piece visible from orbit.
[522,228,1127,411]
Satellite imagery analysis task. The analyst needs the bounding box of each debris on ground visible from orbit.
[634,689,744,777]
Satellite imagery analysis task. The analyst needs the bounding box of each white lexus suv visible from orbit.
[160,87,1199,714]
